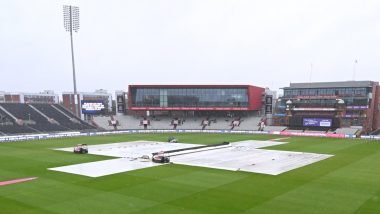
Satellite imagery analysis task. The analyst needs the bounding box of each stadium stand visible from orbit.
[370,129,380,135]
[93,115,263,131]
[32,104,94,131]
[93,115,139,130]
[0,103,96,135]
[334,127,361,135]
[263,126,287,132]
[286,129,305,133]
[303,130,329,134]
[0,108,36,135]
[52,104,94,127]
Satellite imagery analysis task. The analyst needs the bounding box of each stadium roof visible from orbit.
[283,81,378,89]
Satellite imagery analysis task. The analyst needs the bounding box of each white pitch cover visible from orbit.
[49,140,333,177]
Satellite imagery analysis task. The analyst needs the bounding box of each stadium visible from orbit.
[1,1,380,214]
[1,81,380,213]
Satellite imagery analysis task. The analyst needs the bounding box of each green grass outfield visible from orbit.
[1,133,380,214]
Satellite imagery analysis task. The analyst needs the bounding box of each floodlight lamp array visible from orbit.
[63,5,80,33]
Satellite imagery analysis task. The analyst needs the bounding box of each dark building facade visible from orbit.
[115,91,128,114]
[125,85,265,116]
[275,81,380,133]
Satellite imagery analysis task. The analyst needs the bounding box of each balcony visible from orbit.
[292,102,337,108]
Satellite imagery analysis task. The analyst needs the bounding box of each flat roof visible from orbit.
[62,92,112,96]
[0,92,58,96]
[283,81,378,89]
[129,85,263,89]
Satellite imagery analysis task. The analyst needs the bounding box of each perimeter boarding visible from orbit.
[1,129,379,143]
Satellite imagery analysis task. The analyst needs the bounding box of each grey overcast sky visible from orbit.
[0,0,379,95]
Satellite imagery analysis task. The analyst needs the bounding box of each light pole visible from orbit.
[63,5,80,117]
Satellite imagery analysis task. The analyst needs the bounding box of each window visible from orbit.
[317,89,325,95]
[131,87,250,108]
[325,89,334,95]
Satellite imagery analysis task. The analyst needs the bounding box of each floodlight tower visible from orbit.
[63,5,80,117]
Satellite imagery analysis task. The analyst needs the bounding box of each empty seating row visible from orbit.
[92,115,264,131]
[0,103,96,135]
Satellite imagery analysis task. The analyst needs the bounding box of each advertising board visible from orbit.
[81,100,106,114]
[303,118,332,127]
